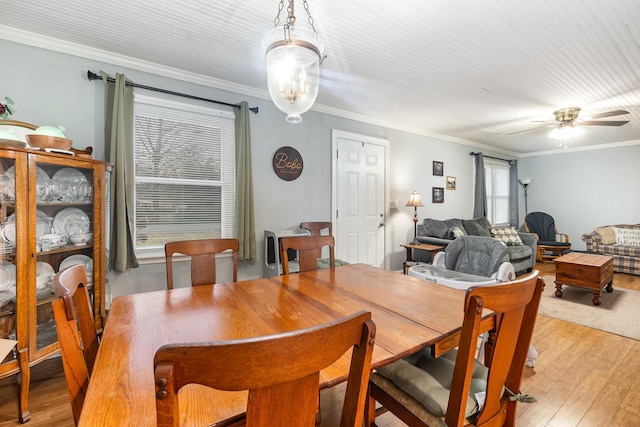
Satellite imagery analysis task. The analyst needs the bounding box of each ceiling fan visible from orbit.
[509,107,630,136]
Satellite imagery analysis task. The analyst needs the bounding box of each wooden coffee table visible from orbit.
[554,252,614,306]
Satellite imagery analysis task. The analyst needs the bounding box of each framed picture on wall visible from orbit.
[446,176,456,190]
[433,161,443,176]
[432,187,444,203]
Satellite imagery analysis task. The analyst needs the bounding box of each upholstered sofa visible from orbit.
[414,217,537,275]
[581,224,640,275]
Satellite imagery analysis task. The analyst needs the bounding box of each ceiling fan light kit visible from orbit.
[262,0,326,124]
[549,122,584,140]
[510,106,630,147]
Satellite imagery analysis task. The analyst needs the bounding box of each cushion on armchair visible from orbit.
[594,226,616,244]
[491,226,524,246]
[461,217,492,237]
[613,228,640,246]
[423,218,465,239]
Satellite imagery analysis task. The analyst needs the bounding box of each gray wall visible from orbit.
[518,145,640,250]
[2,39,638,297]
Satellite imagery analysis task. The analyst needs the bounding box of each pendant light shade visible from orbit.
[262,0,325,124]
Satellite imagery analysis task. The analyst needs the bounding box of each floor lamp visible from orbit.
[519,178,532,214]
[406,191,424,245]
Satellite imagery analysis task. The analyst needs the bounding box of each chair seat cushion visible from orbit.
[375,347,487,419]
[538,241,571,247]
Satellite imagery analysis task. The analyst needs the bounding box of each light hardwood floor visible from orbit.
[1,262,639,426]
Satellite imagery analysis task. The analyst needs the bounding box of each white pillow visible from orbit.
[613,228,640,246]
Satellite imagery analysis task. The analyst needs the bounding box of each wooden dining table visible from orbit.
[78,263,493,426]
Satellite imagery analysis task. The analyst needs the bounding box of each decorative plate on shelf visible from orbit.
[53,208,90,239]
[1,210,51,243]
[35,261,54,291]
[0,261,16,291]
[59,254,93,283]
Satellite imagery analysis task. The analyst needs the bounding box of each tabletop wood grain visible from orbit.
[78,264,482,427]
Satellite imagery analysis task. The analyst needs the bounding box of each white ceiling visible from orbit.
[2,0,640,155]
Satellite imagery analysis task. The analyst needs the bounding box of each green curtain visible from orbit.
[101,71,139,272]
[234,101,256,261]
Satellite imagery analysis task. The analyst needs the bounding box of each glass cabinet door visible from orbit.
[31,158,96,355]
[0,153,18,367]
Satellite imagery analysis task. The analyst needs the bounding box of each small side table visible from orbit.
[401,243,444,274]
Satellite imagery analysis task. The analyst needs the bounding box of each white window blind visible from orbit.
[484,159,510,226]
[133,95,235,256]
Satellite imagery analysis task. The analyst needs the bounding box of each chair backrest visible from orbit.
[299,222,333,259]
[164,238,239,289]
[52,264,98,426]
[154,310,376,427]
[279,235,335,275]
[445,271,542,427]
[524,211,557,241]
[300,221,332,236]
[443,235,509,278]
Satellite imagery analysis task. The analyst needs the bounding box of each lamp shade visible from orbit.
[406,191,424,207]
[519,178,532,186]
[262,25,324,124]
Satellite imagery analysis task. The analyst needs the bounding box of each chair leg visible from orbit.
[365,389,378,427]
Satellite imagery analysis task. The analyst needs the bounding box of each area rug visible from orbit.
[538,275,640,340]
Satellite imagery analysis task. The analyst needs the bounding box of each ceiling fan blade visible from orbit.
[507,124,551,135]
[507,126,546,135]
[582,110,630,120]
[582,120,629,126]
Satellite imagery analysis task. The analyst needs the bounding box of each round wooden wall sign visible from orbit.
[272,146,303,181]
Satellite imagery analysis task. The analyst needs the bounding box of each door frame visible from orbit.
[331,129,390,270]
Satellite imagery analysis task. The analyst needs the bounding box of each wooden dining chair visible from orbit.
[154,310,376,427]
[52,264,99,426]
[164,238,239,289]
[300,221,333,236]
[278,235,335,275]
[366,271,543,427]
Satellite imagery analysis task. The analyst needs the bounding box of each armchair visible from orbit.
[524,211,571,262]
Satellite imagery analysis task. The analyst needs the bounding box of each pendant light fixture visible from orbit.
[262,0,325,124]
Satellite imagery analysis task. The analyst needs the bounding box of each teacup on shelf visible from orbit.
[69,233,92,246]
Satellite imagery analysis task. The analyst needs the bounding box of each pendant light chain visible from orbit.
[273,0,285,27]
[272,0,318,35]
[302,0,318,33]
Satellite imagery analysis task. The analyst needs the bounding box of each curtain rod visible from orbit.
[87,71,258,114]
[469,152,515,164]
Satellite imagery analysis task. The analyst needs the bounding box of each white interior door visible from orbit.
[332,130,388,267]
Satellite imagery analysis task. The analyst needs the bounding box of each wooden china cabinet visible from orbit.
[0,146,110,423]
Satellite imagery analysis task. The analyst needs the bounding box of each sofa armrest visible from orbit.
[581,232,600,252]
[518,232,537,270]
[415,235,452,247]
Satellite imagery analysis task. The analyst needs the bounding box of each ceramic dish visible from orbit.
[35,261,54,290]
[59,254,93,283]
[0,261,16,291]
[1,210,51,243]
[53,208,90,239]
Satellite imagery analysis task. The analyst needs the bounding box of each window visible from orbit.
[484,159,510,225]
[133,95,235,257]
